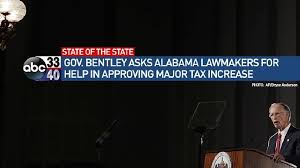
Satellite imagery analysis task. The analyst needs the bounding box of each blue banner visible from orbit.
[60,56,300,81]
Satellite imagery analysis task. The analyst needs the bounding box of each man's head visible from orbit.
[269,103,291,131]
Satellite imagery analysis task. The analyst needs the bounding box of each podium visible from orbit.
[204,149,296,168]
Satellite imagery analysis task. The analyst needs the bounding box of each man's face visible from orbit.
[269,104,290,130]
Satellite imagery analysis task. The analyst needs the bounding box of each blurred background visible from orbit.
[0,0,297,168]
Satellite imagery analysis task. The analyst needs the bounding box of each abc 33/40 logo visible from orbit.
[23,56,61,81]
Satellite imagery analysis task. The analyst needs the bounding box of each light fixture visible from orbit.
[0,0,26,51]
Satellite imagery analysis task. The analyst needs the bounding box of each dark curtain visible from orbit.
[0,0,297,168]
[0,50,6,168]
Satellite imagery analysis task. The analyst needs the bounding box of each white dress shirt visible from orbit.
[278,123,291,149]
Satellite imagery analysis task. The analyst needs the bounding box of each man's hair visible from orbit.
[270,102,291,121]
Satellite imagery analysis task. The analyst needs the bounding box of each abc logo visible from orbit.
[23,57,47,80]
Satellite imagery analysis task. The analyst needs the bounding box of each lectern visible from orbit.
[204,149,296,168]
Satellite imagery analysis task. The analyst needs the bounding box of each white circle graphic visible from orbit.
[211,152,232,168]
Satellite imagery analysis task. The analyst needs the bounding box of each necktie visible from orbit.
[275,133,282,154]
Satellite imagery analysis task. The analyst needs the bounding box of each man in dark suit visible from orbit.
[266,103,300,167]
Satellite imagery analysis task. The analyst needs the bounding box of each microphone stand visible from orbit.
[192,126,209,168]
[187,100,226,168]
[96,119,118,162]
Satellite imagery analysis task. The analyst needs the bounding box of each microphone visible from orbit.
[96,119,119,147]
[266,132,277,154]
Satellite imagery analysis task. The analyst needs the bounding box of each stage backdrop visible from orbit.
[0,0,297,168]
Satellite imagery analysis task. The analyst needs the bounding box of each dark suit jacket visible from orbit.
[266,125,300,167]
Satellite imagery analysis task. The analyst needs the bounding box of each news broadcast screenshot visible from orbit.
[0,0,298,168]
